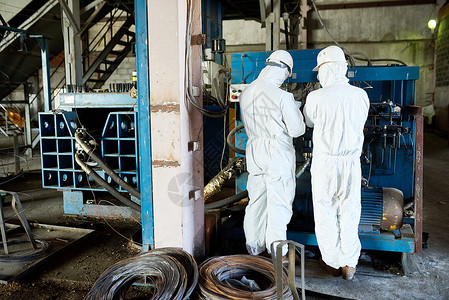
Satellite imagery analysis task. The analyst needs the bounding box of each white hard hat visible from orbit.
[313,46,347,71]
[266,50,293,76]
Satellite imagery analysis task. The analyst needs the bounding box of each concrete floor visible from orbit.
[0,132,448,299]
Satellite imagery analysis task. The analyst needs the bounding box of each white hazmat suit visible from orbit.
[240,61,306,256]
[304,60,369,269]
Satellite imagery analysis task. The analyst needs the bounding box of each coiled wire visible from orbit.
[196,255,293,299]
[85,248,198,300]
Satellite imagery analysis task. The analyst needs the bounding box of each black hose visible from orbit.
[75,131,141,200]
[227,124,245,155]
[205,190,248,210]
[352,57,407,66]
[75,153,141,212]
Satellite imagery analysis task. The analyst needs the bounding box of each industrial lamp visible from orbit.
[428,19,437,34]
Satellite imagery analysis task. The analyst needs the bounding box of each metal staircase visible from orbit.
[0,105,24,137]
[82,11,135,89]
[0,2,135,166]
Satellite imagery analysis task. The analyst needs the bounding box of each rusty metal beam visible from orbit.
[413,106,424,253]
[316,0,437,10]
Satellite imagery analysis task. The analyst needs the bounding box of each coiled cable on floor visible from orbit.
[85,248,198,300]
[0,238,50,262]
[197,255,293,299]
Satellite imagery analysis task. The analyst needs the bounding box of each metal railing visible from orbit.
[83,8,128,71]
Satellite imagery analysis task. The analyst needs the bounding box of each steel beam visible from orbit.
[14,134,20,174]
[413,107,424,253]
[135,0,154,251]
[37,38,52,112]
[80,0,105,14]
[23,83,32,157]
[77,1,106,37]
[0,0,58,53]
[316,0,436,10]
[61,0,83,86]
[300,1,310,49]
[58,0,81,33]
[265,0,280,51]
[259,0,266,25]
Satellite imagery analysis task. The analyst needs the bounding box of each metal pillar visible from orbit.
[135,0,154,251]
[289,14,300,50]
[147,0,204,257]
[264,0,280,51]
[299,1,310,49]
[414,107,424,253]
[39,37,52,112]
[23,83,32,157]
[14,134,20,174]
[61,0,83,86]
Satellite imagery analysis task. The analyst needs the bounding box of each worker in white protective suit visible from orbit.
[303,46,369,280]
[240,50,306,259]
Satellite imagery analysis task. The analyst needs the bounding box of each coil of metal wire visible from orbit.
[196,255,293,299]
[85,247,198,300]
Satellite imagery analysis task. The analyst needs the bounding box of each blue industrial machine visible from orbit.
[39,92,141,219]
[229,49,423,270]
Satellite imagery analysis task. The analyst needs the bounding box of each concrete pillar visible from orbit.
[148,0,204,257]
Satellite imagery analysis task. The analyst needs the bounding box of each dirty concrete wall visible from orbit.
[435,4,449,132]
[223,1,444,115]
[308,2,441,108]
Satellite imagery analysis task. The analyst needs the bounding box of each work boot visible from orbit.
[342,266,356,280]
[282,253,301,266]
[319,258,342,277]
[258,251,271,259]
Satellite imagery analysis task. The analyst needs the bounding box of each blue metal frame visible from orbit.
[135,0,154,251]
[39,108,141,220]
[202,0,224,64]
[231,49,420,254]
[230,50,419,84]
[39,111,139,192]
[56,93,137,109]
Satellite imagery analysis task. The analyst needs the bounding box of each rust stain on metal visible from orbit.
[150,103,180,113]
[152,159,180,168]
[413,111,424,253]
[191,34,206,45]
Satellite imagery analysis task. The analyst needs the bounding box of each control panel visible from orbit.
[229,84,249,102]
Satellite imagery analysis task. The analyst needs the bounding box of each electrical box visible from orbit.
[228,84,249,102]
